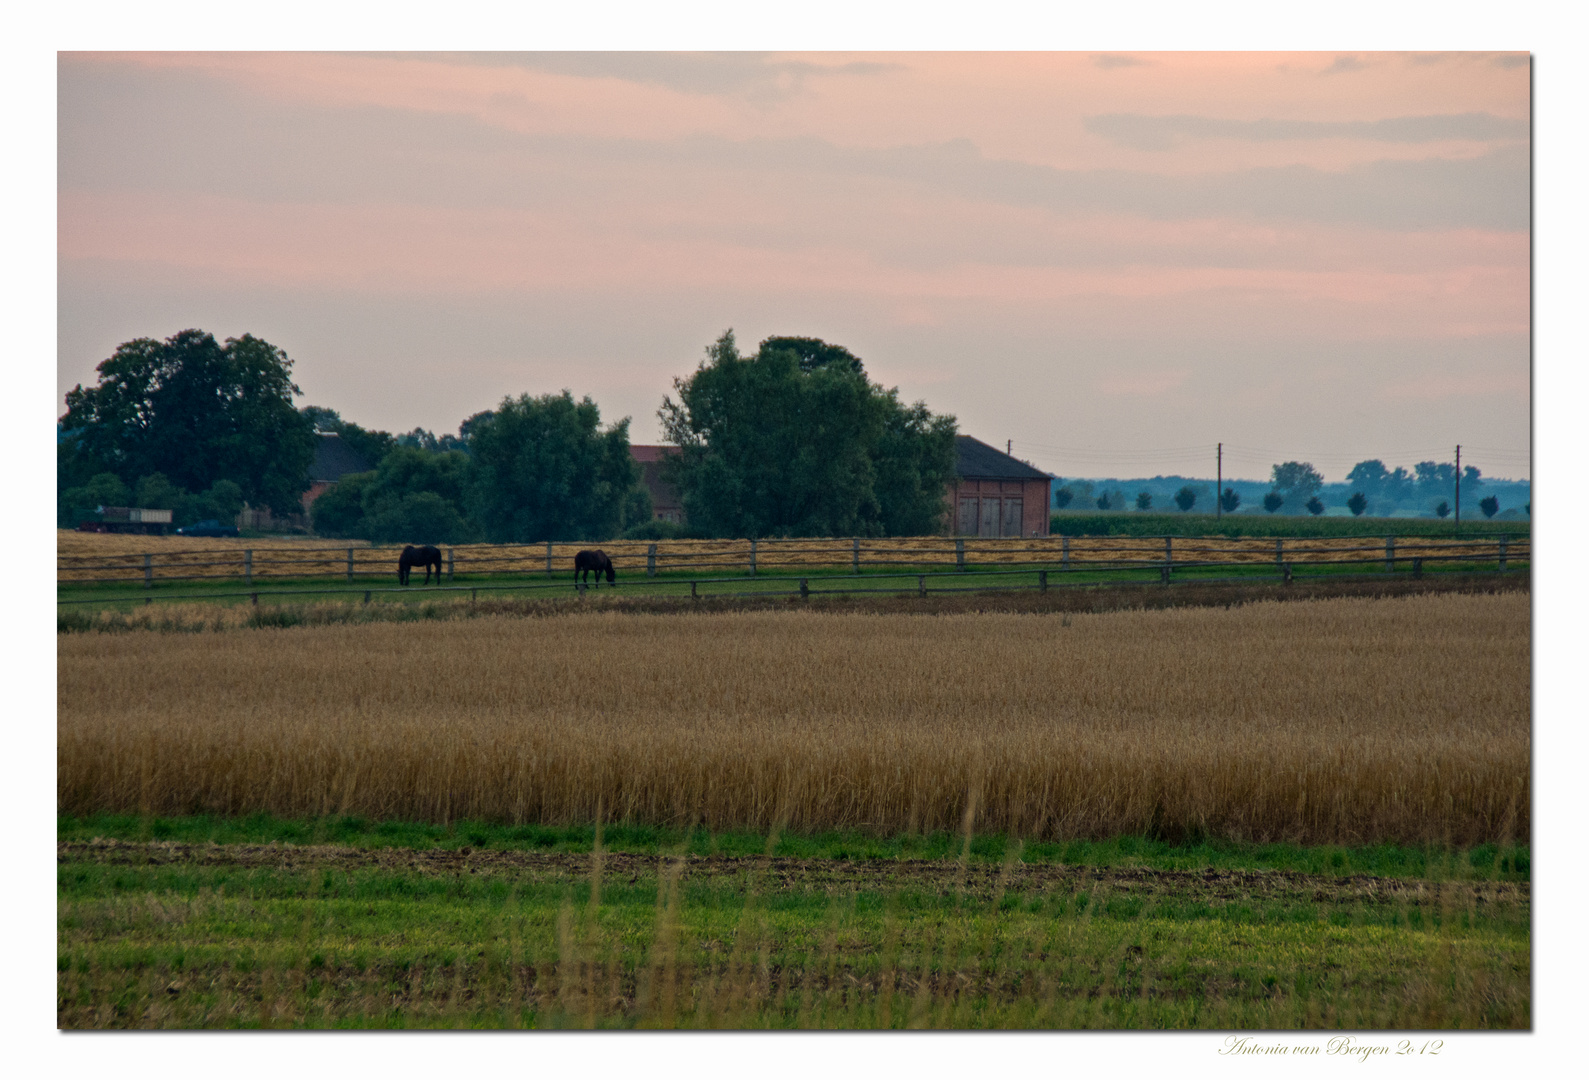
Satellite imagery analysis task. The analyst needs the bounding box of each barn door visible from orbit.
[958,498,978,535]
[978,498,999,537]
[1002,498,1024,536]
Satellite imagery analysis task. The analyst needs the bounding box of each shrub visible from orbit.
[1054,487,1074,510]
[1305,496,1325,516]
[1262,492,1284,514]
[1479,496,1499,519]
[1434,501,1451,519]
[1219,488,1240,513]
[1135,491,1152,511]
[1174,486,1197,512]
[1347,492,1368,517]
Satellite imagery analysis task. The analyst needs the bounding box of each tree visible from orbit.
[1270,461,1323,507]
[467,391,640,542]
[1347,492,1368,517]
[1263,491,1284,513]
[356,447,472,543]
[61,329,316,514]
[57,472,130,527]
[1415,461,1455,502]
[1434,500,1451,518]
[310,471,376,538]
[1219,487,1241,513]
[1305,496,1325,516]
[1344,460,1390,500]
[1135,491,1153,511]
[1173,486,1197,512]
[1096,492,1112,510]
[659,331,955,537]
[302,406,397,469]
[1054,486,1074,510]
[1479,495,1500,519]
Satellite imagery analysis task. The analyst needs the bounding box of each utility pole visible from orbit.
[1455,444,1461,530]
[1007,439,1012,456]
[1216,443,1223,520]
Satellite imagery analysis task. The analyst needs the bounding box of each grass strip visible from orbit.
[59,814,1530,882]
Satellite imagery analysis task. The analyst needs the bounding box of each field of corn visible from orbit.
[58,591,1528,846]
[57,529,1527,584]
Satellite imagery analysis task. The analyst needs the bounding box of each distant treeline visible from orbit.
[1054,460,1529,522]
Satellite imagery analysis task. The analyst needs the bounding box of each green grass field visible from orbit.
[56,557,1526,619]
[58,815,1529,1030]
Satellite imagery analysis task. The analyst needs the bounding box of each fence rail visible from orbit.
[57,562,1526,609]
[58,533,1528,595]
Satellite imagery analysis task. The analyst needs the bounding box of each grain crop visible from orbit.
[57,592,1529,845]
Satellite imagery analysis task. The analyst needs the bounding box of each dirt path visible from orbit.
[59,839,1528,909]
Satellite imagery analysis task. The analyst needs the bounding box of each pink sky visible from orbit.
[57,51,1530,480]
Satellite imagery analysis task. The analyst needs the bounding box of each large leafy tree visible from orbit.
[61,329,315,514]
[659,331,955,538]
[1269,461,1324,507]
[465,391,639,542]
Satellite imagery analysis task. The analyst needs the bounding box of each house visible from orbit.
[630,445,685,523]
[947,436,1052,537]
[299,433,374,516]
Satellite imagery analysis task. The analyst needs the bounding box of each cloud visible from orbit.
[1084,112,1527,151]
[1091,54,1147,69]
[1323,55,1368,75]
[411,52,900,102]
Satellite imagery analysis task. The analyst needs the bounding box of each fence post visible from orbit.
[1039,569,1048,592]
[1062,535,1069,571]
[853,537,860,574]
[690,581,698,599]
[648,543,657,577]
[244,549,252,586]
[918,574,926,598]
[1385,536,1395,573]
[750,539,758,577]
[1498,537,1508,572]
[144,554,152,589]
[1161,565,1170,586]
[251,592,258,607]
[446,547,454,582]
[1165,536,1173,565]
[1274,538,1284,565]
[546,540,553,577]
[363,590,371,604]
[799,577,809,599]
[1412,557,1423,579]
[347,548,354,583]
[1283,562,1293,585]
[956,538,965,571]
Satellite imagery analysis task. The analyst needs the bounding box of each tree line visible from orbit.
[1051,458,1508,519]
[59,328,958,543]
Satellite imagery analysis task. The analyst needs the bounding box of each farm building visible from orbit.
[630,445,685,523]
[948,436,1052,537]
[298,433,374,516]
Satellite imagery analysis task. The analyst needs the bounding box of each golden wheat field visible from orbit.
[56,528,1524,583]
[58,591,1528,845]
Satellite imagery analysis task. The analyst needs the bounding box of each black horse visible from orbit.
[398,544,442,585]
[574,549,616,587]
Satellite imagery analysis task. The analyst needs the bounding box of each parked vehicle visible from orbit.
[176,519,240,538]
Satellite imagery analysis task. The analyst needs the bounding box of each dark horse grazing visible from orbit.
[574,549,616,587]
[398,545,442,585]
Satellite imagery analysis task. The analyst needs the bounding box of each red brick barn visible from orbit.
[630,445,685,523]
[947,436,1053,537]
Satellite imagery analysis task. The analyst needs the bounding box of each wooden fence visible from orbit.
[58,534,1529,588]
